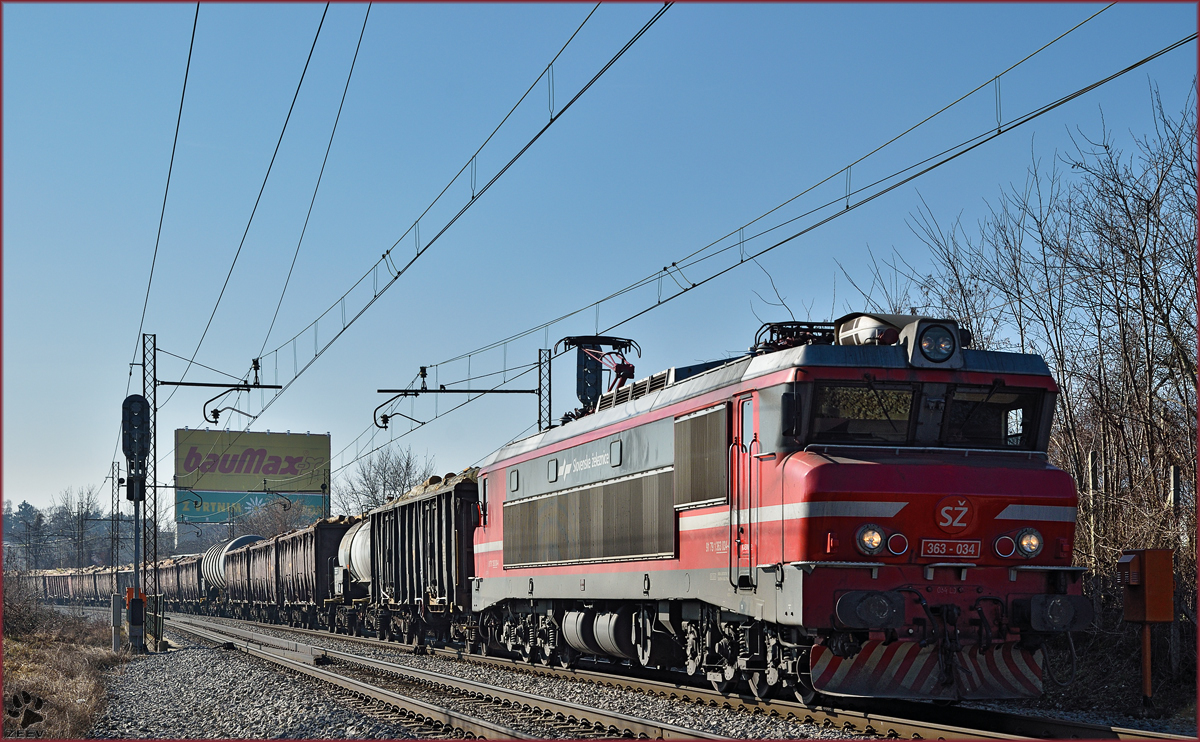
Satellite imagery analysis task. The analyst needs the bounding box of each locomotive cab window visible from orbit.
[508,469,519,493]
[942,385,1043,450]
[810,382,915,444]
[781,389,804,437]
[739,398,754,448]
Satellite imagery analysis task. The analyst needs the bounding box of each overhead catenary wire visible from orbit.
[329,30,1197,479]
[595,33,1200,337]
[107,3,201,487]
[429,3,1121,370]
[132,1,201,368]
[252,1,605,392]
[160,3,331,412]
[157,348,248,383]
[245,3,671,425]
[259,3,373,359]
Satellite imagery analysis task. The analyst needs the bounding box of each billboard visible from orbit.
[174,429,331,524]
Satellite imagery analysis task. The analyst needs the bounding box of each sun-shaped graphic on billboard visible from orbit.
[243,495,268,515]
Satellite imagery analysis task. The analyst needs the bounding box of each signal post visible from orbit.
[121,394,150,653]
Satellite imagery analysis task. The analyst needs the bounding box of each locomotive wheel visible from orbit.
[535,618,555,666]
[710,675,736,694]
[789,675,818,706]
[746,670,774,701]
[684,624,703,675]
[556,646,578,669]
[537,645,555,667]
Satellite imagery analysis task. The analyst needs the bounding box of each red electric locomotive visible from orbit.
[470,312,1090,702]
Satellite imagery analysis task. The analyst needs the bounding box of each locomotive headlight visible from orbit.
[856,524,885,555]
[1016,528,1043,558]
[918,325,956,362]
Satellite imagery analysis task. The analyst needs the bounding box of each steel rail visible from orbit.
[167,615,729,740]
[318,643,728,740]
[74,605,1190,742]
[165,615,531,740]
[227,617,1010,740]
[228,616,1192,741]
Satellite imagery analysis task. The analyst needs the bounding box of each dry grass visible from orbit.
[3,578,128,738]
[1010,618,1196,725]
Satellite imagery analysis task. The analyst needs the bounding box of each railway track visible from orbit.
[216,614,1190,741]
[165,614,728,740]
[61,605,1193,740]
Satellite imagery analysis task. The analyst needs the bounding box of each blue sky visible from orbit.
[4,3,1195,513]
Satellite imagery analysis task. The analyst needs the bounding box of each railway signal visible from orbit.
[120,393,150,652]
[121,394,150,501]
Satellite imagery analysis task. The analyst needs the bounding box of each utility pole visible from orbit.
[538,348,553,432]
[142,333,158,603]
[110,462,120,568]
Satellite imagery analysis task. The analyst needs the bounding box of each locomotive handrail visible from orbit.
[804,443,1048,458]
[746,434,760,590]
[727,438,744,590]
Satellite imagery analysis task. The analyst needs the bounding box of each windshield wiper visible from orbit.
[949,380,1003,440]
[862,374,901,435]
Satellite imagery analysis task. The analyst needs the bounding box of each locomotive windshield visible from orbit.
[810,382,915,443]
[942,385,1042,450]
[799,380,1048,450]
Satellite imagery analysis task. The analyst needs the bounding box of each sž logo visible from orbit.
[935,495,974,534]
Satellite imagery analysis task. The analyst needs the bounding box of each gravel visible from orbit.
[92,612,1191,739]
[181,616,867,739]
[88,630,421,739]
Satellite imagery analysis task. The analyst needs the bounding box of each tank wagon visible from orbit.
[200,534,262,605]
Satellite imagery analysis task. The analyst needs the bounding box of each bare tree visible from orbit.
[889,83,1196,675]
[11,501,45,570]
[836,245,920,318]
[234,500,322,539]
[51,485,102,568]
[333,446,435,516]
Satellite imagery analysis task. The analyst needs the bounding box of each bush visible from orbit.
[1,581,127,738]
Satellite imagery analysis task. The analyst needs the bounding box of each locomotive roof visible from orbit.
[480,344,1051,469]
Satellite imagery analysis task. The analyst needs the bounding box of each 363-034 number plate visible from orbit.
[920,539,981,558]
